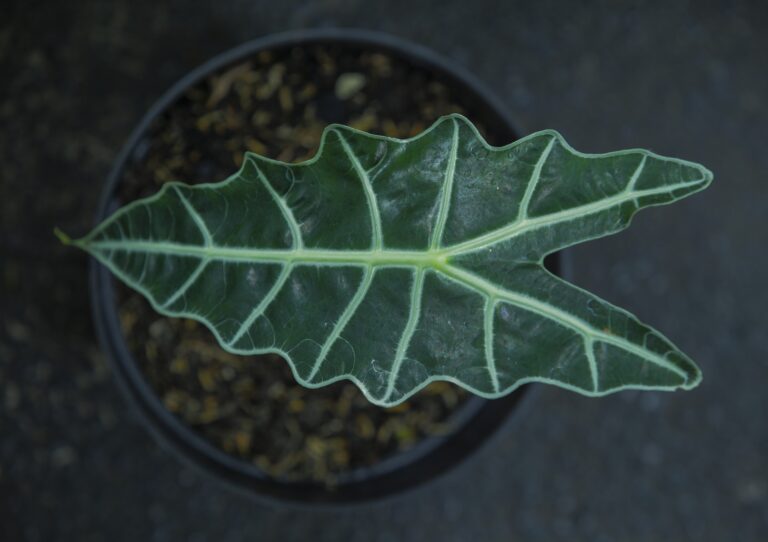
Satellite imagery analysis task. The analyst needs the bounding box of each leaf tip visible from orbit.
[699,165,714,187]
[54,227,88,250]
[682,365,703,391]
[54,227,73,246]
[681,161,714,193]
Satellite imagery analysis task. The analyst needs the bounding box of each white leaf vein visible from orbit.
[174,186,212,247]
[430,118,459,249]
[249,157,304,249]
[228,264,294,348]
[308,266,375,381]
[518,136,556,221]
[334,129,383,250]
[384,269,426,401]
[484,297,500,393]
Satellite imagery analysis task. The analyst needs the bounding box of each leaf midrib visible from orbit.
[88,236,690,383]
[86,176,700,267]
[86,241,448,266]
[438,264,689,382]
[442,178,701,255]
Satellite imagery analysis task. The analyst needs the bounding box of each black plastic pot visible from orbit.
[90,28,562,505]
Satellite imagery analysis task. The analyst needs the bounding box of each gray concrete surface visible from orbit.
[1,1,766,540]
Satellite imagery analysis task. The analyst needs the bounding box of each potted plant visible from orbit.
[58,29,712,503]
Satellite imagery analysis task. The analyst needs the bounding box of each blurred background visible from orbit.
[1,1,766,540]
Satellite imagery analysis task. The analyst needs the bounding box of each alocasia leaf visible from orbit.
[67,114,712,406]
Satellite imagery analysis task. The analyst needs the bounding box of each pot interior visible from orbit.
[97,33,536,502]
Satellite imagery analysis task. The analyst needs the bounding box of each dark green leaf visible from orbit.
[73,115,712,406]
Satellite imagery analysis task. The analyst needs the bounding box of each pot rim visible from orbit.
[89,27,550,507]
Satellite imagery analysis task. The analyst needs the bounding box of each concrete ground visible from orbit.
[1,1,766,540]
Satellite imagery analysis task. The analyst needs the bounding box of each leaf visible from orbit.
[73,114,712,406]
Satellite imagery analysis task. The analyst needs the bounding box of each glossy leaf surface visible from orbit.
[75,115,712,406]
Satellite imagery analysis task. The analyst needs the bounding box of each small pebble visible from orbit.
[335,72,366,100]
